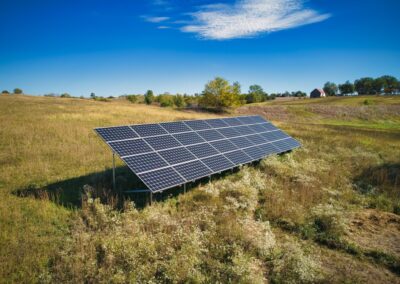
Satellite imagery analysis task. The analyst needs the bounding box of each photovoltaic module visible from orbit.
[95,115,300,193]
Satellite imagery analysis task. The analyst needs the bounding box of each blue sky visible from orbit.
[1,0,399,96]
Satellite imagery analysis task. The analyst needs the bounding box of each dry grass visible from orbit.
[0,94,399,282]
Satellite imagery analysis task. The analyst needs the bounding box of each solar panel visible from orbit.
[202,155,235,172]
[197,129,225,141]
[144,135,181,151]
[206,118,229,128]
[217,127,241,138]
[243,146,265,160]
[160,121,192,134]
[158,147,197,165]
[224,150,253,165]
[173,132,205,146]
[229,136,254,148]
[138,167,185,192]
[124,152,168,173]
[132,124,167,137]
[173,160,212,181]
[234,125,256,135]
[210,139,238,153]
[109,139,152,157]
[95,126,138,142]
[184,120,211,130]
[187,143,219,158]
[95,115,301,192]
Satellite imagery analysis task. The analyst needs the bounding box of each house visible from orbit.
[310,88,326,98]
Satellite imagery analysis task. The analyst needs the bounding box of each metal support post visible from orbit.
[112,152,116,191]
[184,184,186,194]
[150,192,153,205]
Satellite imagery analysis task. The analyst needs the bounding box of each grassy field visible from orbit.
[0,94,399,283]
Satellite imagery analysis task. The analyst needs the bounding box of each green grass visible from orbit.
[0,94,399,282]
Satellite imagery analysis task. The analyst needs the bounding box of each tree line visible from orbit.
[323,75,400,96]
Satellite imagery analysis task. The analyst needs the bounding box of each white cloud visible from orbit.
[143,16,170,23]
[180,0,330,40]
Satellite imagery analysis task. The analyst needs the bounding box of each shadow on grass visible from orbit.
[13,164,244,210]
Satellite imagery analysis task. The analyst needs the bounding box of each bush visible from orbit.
[271,241,322,283]
[158,94,175,107]
[13,88,23,94]
[144,90,154,105]
[126,95,138,103]
[1,90,9,94]
[60,93,71,98]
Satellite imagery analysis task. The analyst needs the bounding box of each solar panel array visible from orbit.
[95,116,300,193]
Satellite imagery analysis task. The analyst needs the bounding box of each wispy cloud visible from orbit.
[142,16,170,23]
[180,0,330,40]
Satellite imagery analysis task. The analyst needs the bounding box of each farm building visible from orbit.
[310,88,326,98]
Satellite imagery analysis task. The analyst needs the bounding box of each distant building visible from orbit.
[310,88,326,98]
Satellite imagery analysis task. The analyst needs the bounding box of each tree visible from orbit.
[379,75,398,95]
[174,94,186,108]
[372,78,384,94]
[60,93,71,98]
[144,90,154,105]
[1,90,9,94]
[13,88,23,94]
[354,77,374,95]
[323,82,338,96]
[199,77,242,111]
[246,85,265,103]
[90,92,96,99]
[338,81,355,96]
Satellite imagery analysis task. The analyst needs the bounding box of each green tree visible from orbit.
[354,77,374,95]
[90,92,96,99]
[1,90,9,94]
[13,88,23,94]
[246,85,265,103]
[144,90,154,105]
[379,75,398,95]
[323,82,338,96]
[174,94,186,108]
[60,93,71,98]
[372,78,384,94]
[199,77,242,111]
[338,81,355,96]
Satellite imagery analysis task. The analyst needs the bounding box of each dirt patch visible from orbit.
[345,209,400,258]
[319,247,400,284]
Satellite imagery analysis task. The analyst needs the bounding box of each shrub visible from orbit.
[60,93,71,98]
[1,90,9,94]
[271,241,322,283]
[13,88,23,94]
[126,95,138,103]
[144,90,154,105]
[157,94,175,107]
[174,94,186,108]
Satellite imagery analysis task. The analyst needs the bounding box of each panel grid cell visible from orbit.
[197,129,225,141]
[138,167,186,192]
[229,136,254,148]
[173,132,205,146]
[95,126,138,142]
[109,139,152,157]
[224,150,253,165]
[201,155,235,172]
[144,135,181,151]
[210,139,238,153]
[187,143,219,159]
[124,152,168,173]
[160,121,192,134]
[184,120,211,130]
[243,146,265,160]
[173,160,212,181]
[205,118,229,128]
[217,127,242,138]
[132,124,168,137]
[158,147,197,165]
[223,117,243,126]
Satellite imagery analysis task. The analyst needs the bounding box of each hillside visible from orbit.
[0,94,399,283]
